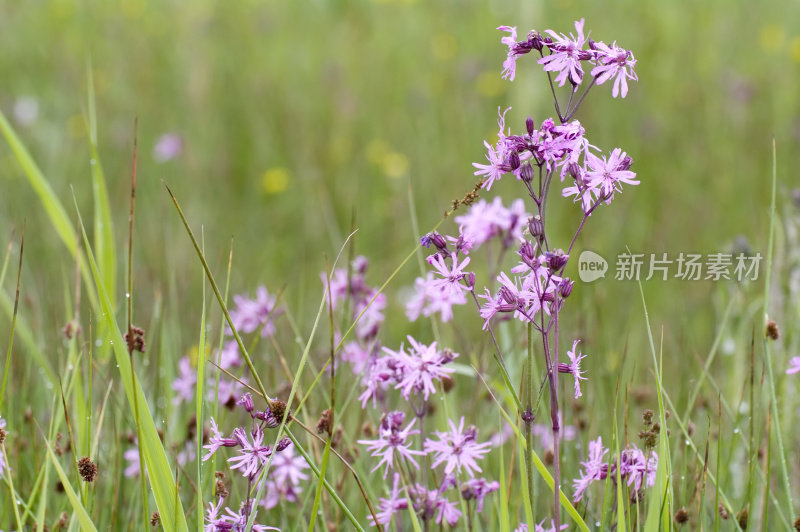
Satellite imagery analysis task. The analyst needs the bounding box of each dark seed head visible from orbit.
[78,457,98,482]
[674,507,689,525]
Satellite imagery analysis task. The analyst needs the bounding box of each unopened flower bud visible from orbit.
[559,278,574,298]
[588,38,598,51]
[541,291,555,303]
[466,272,476,289]
[521,409,534,423]
[507,151,520,171]
[519,240,537,262]
[499,287,516,305]
[545,249,569,271]
[616,156,633,171]
[464,425,478,442]
[431,232,447,251]
[520,163,534,184]
[237,393,254,413]
[529,31,543,52]
[528,216,544,238]
[568,162,582,180]
[526,116,535,135]
[276,437,291,452]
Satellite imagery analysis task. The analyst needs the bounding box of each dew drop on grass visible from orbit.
[126,292,130,299]
[733,428,740,434]
[95,339,102,347]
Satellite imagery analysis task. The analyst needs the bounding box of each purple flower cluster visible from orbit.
[357,411,423,477]
[204,498,279,532]
[370,472,498,528]
[228,286,283,338]
[358,336,457,408]
[323,255,386,341]
[500,19,637,98]
[572,436,658,503]
[172,286,282,408]
[201,393,308,525]
[472,106,637,213]
[401,19,640,530]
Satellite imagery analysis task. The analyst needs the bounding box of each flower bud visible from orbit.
[526,116,535,135]
[568,162,582,180]
[519,240,537,262]
[520,163,534,184]
[276,437,292,452]
[545,249,569,271]
[507,151,521,171]
[431,232,447,251]
[530,31,544,52]
[237,393,254,413]
[528,216,544,238]
[559,278,574,298]
[616,155,633,171]
[466,272,476,289]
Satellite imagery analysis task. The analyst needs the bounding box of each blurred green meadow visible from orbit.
[1,0,800,529]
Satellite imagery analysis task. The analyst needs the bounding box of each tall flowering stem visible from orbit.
[411,19,638,529]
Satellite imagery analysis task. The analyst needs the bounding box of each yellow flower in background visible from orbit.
[365,140,408,178]
[382,151,409,178]
[262,167,289,194]
[759,24,785,53]
[790,37,800,62]
[432,33,457,61]
[366,139,390,164]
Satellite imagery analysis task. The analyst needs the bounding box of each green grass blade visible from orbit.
[762,139,793,514]
[45,437,98,532]
[0,109,98,311]
[86,63,117,311]
[74,197,189,532]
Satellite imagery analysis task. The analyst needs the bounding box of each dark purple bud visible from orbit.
[420,233,433,248]
[541,291,555,303]
[512,40,534,55]
[464,425,478,442]
[255,409,279,428]
[616,156,633,171]
[568,162,582,180]
[431,232,447,251]
[520,163,534,184]
[559,278,574,298]
[237,393,254,413]
[529,31,543,52]
[557,362,572,374]
[507,151,521,171]
[528,216,544,238]
[466,272,476,289]
[588,38,598,51]
[522,409,534,423]
[542,36,553,46]
[499,287,516,305]
[519,240,537,262]
[498,303,517,313]
[545,249,569,271]
[276,437,292,452]
[526,116,535,135]
[578,50,593,61]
